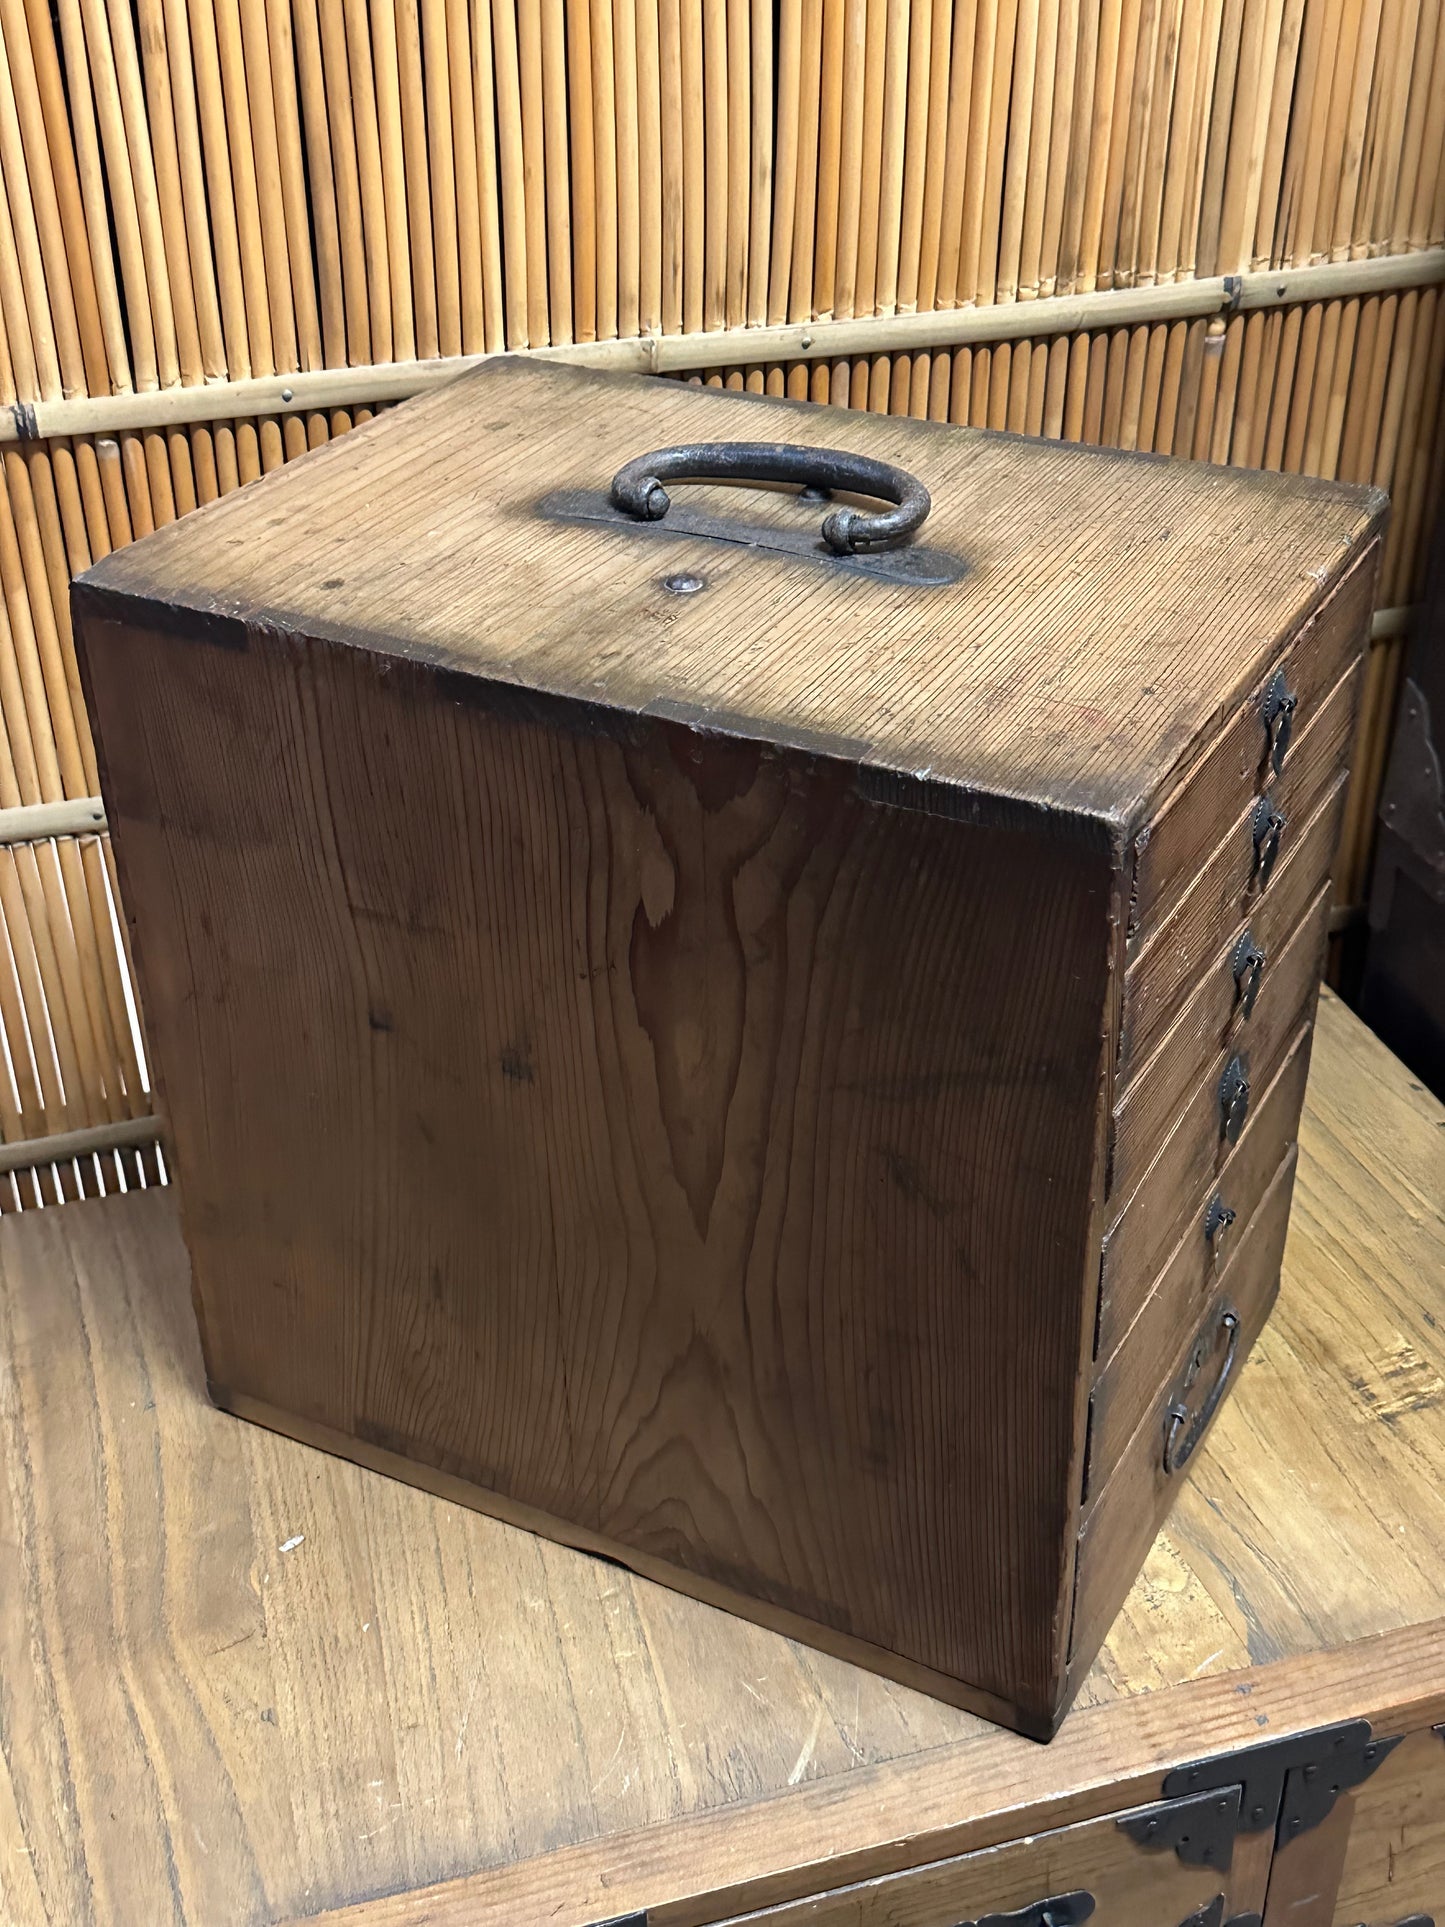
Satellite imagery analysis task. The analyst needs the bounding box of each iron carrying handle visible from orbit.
[1164,1306,1240,1475]
[608,442,932,555]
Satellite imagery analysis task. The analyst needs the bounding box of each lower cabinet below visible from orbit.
[1330,1726,1445,1926]
[717,1795,1274,1927]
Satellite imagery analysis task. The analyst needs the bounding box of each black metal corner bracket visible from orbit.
[1118,1786,1241,1869]
[1162,1718,1404,1843]
[1276,1726,1405,1843]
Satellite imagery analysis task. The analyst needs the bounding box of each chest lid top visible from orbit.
[78,359,1384,832]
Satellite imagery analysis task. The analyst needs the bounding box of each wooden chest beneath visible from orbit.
[75,360,1384,1737]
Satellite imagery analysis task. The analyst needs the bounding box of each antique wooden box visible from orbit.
[75,360,1384,1738]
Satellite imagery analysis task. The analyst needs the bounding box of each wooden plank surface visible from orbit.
[79,610,1118,1735]
[1,990,1443,1927]
[76,358,1384,825]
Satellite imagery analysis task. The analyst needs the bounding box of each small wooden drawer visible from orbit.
[1117,767,1348,1095]
[1088,1040,1311,1494]
[1095,1019,1313,1374]
[1127,547,1373,940]
[1110,880,1331,1210]
[1120,661,1358,1065]
[1072,1146,1299,1667]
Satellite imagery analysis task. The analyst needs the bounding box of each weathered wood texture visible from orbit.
[79,597,1114,1731]
[78,361,1383,824]
[75,361,1383,1732]
[2,993,1442,1927]
[1328,1727,1445,1924]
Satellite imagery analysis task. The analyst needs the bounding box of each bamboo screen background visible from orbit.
[0,0,1442,1205]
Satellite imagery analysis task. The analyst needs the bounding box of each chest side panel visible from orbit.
[1067,539,1381,1690]
[82,607,1114,1719]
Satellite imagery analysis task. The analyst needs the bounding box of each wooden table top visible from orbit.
[2,990,1443,1927]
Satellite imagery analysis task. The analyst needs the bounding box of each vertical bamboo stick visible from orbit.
[637,0,664,332]
[679,0,704,329]
[472,0,505,349]
[516,0,552,342]
[746,0,773,324]
[813,0,846,318]
[491,0,531,343]
[871,0,912,316]
[391,0,436,361]
[291,0,348,364]
[658,0,685,330]
[725,0,752,326]
[448,0,486,353]
[615,0,641,337]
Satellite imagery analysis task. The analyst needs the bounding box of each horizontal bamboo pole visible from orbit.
[5,247,1443,443]
[0,1112,159,1170]
[0,797,108,842]
[1369,601,1418,640]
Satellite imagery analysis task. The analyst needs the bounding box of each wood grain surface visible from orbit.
[79,604,1117,1730]
[1125,548,1377,933]
[75,358,1385,829]
[709,1796,1271,1926]
[1328,1727,1445,1925]
[2,993,1443,1927]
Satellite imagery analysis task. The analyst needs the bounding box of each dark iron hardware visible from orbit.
[1278,1727,1405,1842]
[1118,1786,1241,1868]
[590,1916,648,1927]
[549,437,968,582]
[1262,668,1298,776]
[1251,796,1287,887]
[1219,1054,1250,1143]
[1164,1719,1403,1837]
[959,1895,1095,1927]
[1164,1307,1240,1475]
[1204,1193,1236,1255]
[1231,930,1267,1017]
[604,438,942,560]
[1375,1917,1434,1926]
[1177,1901,1225,1927]
[539,479,965,586]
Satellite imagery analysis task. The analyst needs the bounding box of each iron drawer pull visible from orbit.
[1164,1306,1241,1474]
[1251,796,1287,887]
[609,442,931,554]
[1204,1192,1236,1255]
[1261,667,1298,776]
[1232,929,1267,1017]
[1219,1053,1250,1142]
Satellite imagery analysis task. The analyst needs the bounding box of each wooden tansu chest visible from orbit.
[76,361,1384,1738]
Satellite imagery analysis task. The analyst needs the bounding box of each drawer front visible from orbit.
[1110,881,1331,1211]
[1089,1050,1307,1492]
[1128,543,1375,940]
[1120,664,1356,1074]
[714,1797,1267,1926]
[1071,1147,1297,1670]
[1119,768,1347,1098]
[1096,1021,1313,1371]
